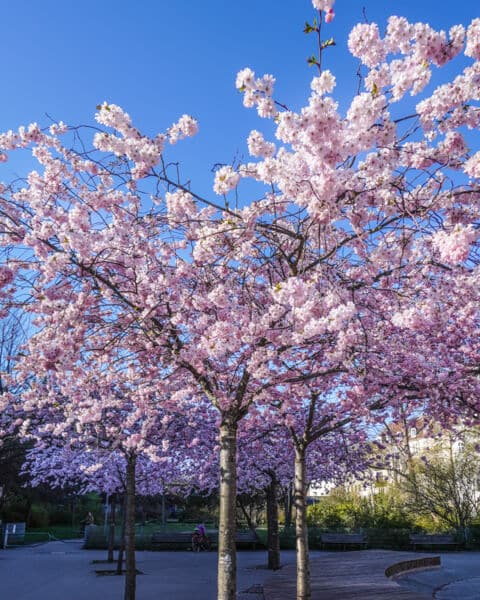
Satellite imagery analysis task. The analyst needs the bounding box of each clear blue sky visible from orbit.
[1,0,478,195]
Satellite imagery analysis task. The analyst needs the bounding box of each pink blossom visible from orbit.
[256,96,277,119]
[464,151,480,178]
[42,345,63,363]
[165,189,197,221]
[325,9,335,24]
[95,102,132,134]
[348,23,386,68]
[213,165,240,195]
[49,121,68,135]
[236,67,256,91]
[168,114,199,144]
[0,266,14,287]
[432,224,477,264]
[247,130,276,158]
[312,0,334,12]
[311,70,336,95]
[465,18,480,60]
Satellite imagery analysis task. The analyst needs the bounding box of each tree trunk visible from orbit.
[116,495,127,575]
[161,492,166,531]
[217,419,238,600]
[285,481,293,529]
[237,496,258,536]
[266,472,280,570]
[124,454,137,600]
[107,496,116,563]
[294,445,310,600]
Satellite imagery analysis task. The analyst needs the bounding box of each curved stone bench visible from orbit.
[385,555,441,578]
[263,550,440,599]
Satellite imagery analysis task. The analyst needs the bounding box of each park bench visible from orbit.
[320,532,367,551]
[409,533,460,551]
[150,530,261,550]
[151,532,195,550]
[234,530,262,550]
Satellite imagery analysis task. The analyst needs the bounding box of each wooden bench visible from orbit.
[235,531,261,550]
[150,530,261,550]
[409,533,459,551]
[320,532,367,550]
[209,530,261,549]
[151,532,195,550]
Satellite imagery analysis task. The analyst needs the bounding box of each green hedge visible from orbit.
[84,526,264,551]
[81,524,474,552]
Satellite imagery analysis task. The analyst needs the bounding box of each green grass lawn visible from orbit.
[25,525,83,543]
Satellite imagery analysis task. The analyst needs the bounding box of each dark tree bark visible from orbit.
[237,496,259,536]
[266,471,281,570]
[124,453,137,600]
[294,445,310,600]
[116,495,127,576]
[284,481,294,529]
[217,418,238,600]
[107,495,116,563]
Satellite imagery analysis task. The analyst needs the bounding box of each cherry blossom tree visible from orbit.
[14,325,216,599]
[1,2,480,600]
[229,3,480,594]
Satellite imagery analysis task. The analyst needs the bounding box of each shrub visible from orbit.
[28,505,49,528]
[466,525,480,549]
[363,528,412,550]
[307,488,414,531]
[49,508,72,525]
[2,508,26,523]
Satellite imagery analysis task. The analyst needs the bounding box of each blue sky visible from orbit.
[1,0,478,195]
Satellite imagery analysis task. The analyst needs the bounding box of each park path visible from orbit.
[2,542,478,599]
[263,550,439,599]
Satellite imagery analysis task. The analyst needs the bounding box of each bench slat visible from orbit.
[409,534,459,550]
[320,533,367,550]
[150,530,261,549]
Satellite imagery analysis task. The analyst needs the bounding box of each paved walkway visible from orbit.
[1,541,479,599]
[0,540,298,600]
[263,550,439,599]
[395,552,480,600]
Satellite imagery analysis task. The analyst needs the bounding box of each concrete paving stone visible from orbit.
[263,550,480,600]
[396,552,480,600]
[1,541,479,599]
[0,541,303,600]
[435,576,480,600]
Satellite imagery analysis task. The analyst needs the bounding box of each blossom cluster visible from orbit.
[168,114,199,144]
[312,0,335,22]
[93,102,168,178]
[213,165,240,195]
[235,68,277,118]
[432,224,478,264]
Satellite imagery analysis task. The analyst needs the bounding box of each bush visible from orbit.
[1,495,29,522]
[466,525,480,549]
[2,509,26,522]
[363,528,412,550]
[48,508,72,525]
[410,514,440,532]
[28,505,49,528]
[268,525,323,550]
[307,488,414,531]
[307,497,356,531]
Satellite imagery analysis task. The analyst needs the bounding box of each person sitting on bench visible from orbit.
[191,525,211,551]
